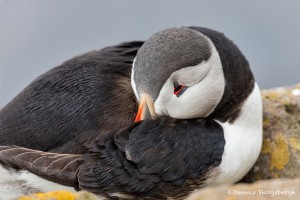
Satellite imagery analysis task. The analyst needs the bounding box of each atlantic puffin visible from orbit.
[0,27,262,199]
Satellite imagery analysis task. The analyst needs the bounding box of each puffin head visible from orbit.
[132,27,226,121]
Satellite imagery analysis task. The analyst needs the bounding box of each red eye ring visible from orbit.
[173,81,188,97]
[174,84,184,95]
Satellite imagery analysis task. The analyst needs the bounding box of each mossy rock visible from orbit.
[243,84,300,182]
[19,190,103,200]
[187,178,300,200]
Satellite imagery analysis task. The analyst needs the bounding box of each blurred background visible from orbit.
[0,0,300,108]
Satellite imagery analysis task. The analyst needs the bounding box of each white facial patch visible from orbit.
[154,34,225,119]
[131,58,139,101]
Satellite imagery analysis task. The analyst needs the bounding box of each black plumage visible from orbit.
[79,118,224,199]
[0,40,225,199]
[0,118,224,199]
[0,41,143,153]
[0,26,256,199]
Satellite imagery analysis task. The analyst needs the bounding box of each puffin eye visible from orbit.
[174,84,184,94]
[173,81,188,97]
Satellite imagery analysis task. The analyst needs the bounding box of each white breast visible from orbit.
[209,83,263,185]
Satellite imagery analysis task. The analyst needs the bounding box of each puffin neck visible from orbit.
[187,26,255,123]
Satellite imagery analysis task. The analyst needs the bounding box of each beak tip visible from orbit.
[134,94,156,122]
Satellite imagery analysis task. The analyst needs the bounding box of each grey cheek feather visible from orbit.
[133,27,212,100]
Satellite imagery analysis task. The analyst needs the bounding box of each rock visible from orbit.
[243,83,300,182]
[186,178,300,200]
[0,179,40,200]
[76,191,104,200]
[19,190,103,200]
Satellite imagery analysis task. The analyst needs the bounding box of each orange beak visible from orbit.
[134,94,157,122]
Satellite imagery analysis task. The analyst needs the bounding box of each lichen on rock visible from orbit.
[187,178,300,200]
[243,83,300,181]
[19,191,102,200]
